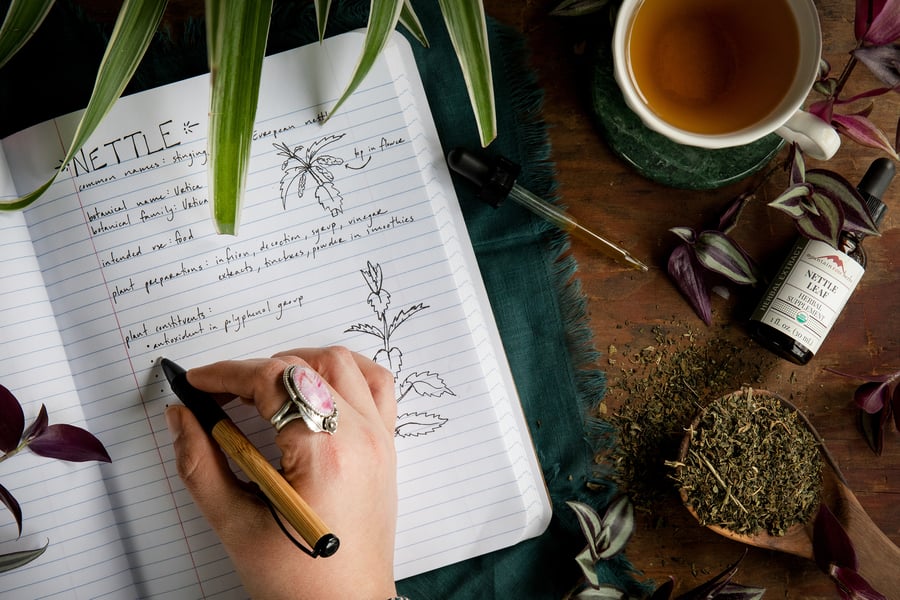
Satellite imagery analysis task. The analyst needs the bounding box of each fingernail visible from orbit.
[164,405,183,439]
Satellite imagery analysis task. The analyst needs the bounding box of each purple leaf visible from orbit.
[650,578,675,600]
[0,385,25,453]
[828,565,889,600]
[22,405,49,441]
[29,424,111,463]
[853,380,891,413]
[668,244,712,325]
[855,0,888,40]
[893,383,900,431]
[857,407,885,454]
[806,169,880,236]
[694,231,759,285]
[833,112,900,159]
[813,504,858,573]
[717,191,754,233]
[810,98,835,122]
[863,0,900,44]
[0,482,22,537]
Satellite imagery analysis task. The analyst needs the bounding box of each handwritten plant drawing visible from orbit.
[275,133,346,216]
[346,261,452,438]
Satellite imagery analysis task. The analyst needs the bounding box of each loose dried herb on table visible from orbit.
[605,323,776,508]
[675,389,823,536]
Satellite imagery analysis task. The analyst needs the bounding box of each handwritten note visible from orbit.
[0,31,549,597]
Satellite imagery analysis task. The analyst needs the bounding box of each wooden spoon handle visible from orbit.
[835,480,900,599]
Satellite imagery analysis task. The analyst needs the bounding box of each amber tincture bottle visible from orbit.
[748,158,895,365]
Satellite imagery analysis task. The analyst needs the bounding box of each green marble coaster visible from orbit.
[590,44,783,190]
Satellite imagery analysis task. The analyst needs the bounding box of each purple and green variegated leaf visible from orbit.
[597,495,634,559]
[567,500,605,561]
[0,385,24,453]
[769,183,814,218]
[828,564,889,600]
[852,380,891,413]
[855,0,889,40]
[694,231,758,285]
[0,482,22,537]
[668,244,712,325]
[795,192,843,247]
[863,0,900,44]
[22,404,49,440]
[28,424,111,463]
[0,541,48,574]
[711,583,766,600]
[717,191,754,233]
[857,406,885,454]
[574,546,601,587]
[669,226,696,244]
[789,142,806,185]
[807,169,881,235]
[573,586,626,599]
[832,113,900,159]
[813,503,858,573]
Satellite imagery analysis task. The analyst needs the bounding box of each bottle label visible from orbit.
[751,239,864,353]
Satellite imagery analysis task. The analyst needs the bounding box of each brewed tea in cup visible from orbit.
[612,0,839,160]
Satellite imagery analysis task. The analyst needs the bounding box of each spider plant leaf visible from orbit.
[205,0,272,235]
[398,1,429,48]
[329,0,405,119]
[314,0,332,43]
[438,0,496,146]
[0,0,166,212]
[0,0,55,69]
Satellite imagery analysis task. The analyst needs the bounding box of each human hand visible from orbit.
[164,347,399,600]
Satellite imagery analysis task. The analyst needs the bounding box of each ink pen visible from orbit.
[160,358,339,558]
[447,147,649,272]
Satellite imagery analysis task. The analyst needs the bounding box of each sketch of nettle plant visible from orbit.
[346,261,452,438]
[275,134,346,217]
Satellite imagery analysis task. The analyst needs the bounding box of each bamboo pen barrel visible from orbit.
[211,419,338,556]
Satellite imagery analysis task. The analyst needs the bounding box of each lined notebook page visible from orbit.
[1,30,549,597]
[0,205,137,596]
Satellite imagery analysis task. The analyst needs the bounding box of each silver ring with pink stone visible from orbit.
[271,365,339,434]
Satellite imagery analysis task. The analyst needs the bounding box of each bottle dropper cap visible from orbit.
[446,148,521,208]
[858,157,895,228]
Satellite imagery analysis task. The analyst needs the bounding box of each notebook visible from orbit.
[0,30,551,598]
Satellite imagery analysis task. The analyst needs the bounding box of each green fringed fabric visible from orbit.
[0,0,646,597]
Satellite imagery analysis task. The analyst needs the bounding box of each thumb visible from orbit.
[164,405,266,539]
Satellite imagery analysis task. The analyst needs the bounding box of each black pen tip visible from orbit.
[160,358,185,383]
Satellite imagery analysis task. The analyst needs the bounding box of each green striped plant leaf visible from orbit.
[437,0,495,146]
[0,0,166,211]
[0,0,55,69]
[205,0,272,235]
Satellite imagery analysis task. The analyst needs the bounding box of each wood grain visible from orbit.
[482,1,899,597]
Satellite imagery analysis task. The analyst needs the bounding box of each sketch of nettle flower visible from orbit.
[346,261,452,438]
[275,134,346,217]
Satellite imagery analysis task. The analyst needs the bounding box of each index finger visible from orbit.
[185,357,298,420]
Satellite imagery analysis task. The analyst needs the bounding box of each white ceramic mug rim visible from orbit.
[612,0,823,148]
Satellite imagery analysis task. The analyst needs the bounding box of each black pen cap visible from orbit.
[447,147,521,208]
[858,157,895,229]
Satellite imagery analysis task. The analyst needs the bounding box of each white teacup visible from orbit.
[612,0,839,160]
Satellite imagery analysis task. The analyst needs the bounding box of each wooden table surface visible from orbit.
[67,0,899,597]
[483,1,899,598]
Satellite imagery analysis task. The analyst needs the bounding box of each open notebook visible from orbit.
[0,30,551,599]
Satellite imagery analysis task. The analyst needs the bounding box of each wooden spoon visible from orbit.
[676,388,900,598]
